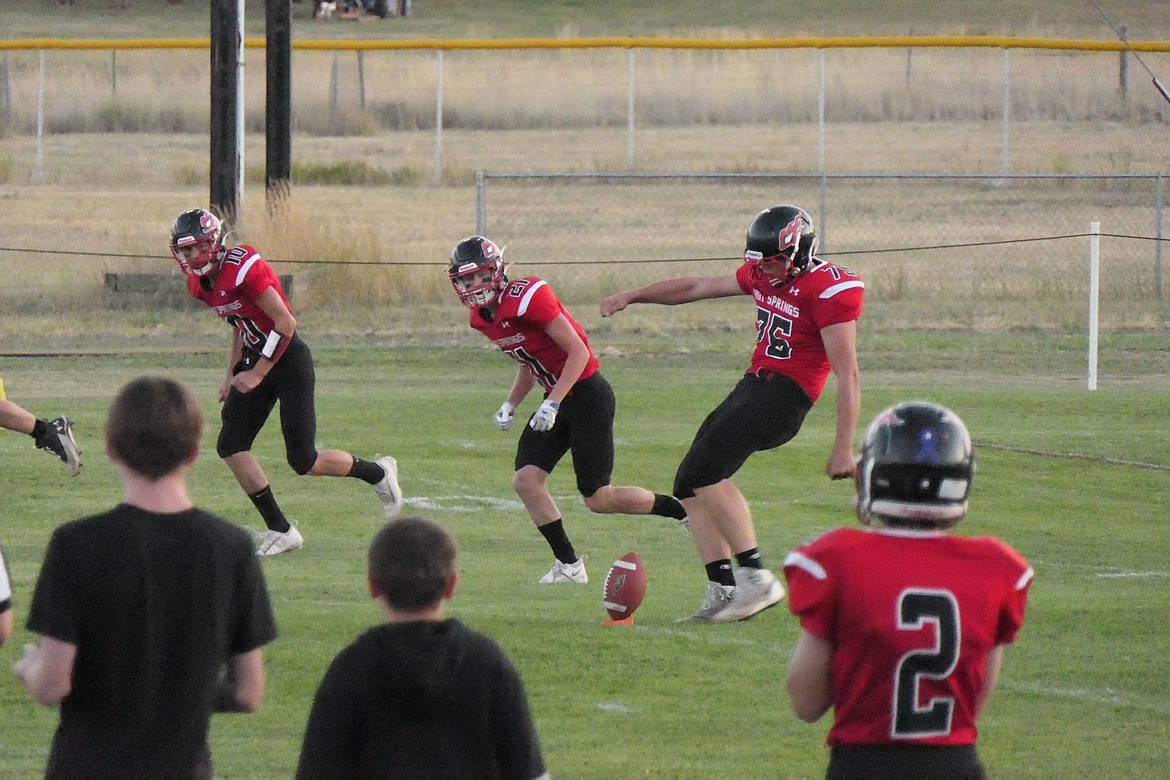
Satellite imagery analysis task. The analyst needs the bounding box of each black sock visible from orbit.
[248,486,291,533]
[651,493,687,520]
[705,559,735,587]
[347,456,384,485]
[30,419,48,440]
[537,519,577,564]
[735,548,764,570]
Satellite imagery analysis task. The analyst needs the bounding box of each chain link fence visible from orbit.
[2,39,1169,373]
[474,172,1166,333]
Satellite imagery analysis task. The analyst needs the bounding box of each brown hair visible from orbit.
[368,517,457,611]
[106,376,203,481]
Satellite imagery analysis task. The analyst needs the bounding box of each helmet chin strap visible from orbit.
[189,242,227,277]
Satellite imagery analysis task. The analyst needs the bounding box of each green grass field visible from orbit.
[0,344,1167,779]
[1,1,1168,777]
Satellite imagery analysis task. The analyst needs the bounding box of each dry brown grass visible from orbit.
[1,44,1168,344]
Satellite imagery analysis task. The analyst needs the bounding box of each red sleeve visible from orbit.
[988,538,1034,645]
[783,532,842,640]
[809,268,865,330]
[514,279,561,328]
[734,262,756,294]
[223,245,279,301]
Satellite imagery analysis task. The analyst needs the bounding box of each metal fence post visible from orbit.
[36,50,45,183]
[434,49,444,185]
[1,53,10,130]
[1000,48,1011,179]
[1118,26,1128,103]
[357,50,365,110]
[1156,174,1164,300]
[475,170,486,235]
[817,49,825,175]
[626,48,636,170]
[329,51,339,112]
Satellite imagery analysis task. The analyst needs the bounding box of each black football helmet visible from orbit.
[170,208,226,278]
[855,401,974,528]
[744,204,818,284]
[448,235,507,308]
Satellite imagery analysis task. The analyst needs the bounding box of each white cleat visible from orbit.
[256,526,304,556]
[373,455,404,519]
[538,557,588,584]
[710,567,784,622]
[678,581,735,623]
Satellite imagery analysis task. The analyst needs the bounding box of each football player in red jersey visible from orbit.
[784,401,1033,780]
[170,208,404,556]
[448,236,688,585]
[600,205,864,622]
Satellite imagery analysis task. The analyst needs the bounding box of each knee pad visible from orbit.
[216,430,248,460]
[288,448,318,476]
[673,450,718,501]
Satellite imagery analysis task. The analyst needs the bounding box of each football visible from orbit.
[603,552,647,621]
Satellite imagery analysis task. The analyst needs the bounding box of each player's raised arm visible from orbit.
[600,274,742,316]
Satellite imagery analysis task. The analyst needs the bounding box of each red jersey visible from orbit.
[735,259,864,402]
[187,245,291,353]
[469,276,599,392]
[784,527,1033,748]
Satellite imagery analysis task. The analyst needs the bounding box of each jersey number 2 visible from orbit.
[892,589,959,738]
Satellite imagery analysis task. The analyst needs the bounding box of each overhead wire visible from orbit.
[0,231,1165,267]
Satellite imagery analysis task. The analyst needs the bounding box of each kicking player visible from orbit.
[601,204,864,621]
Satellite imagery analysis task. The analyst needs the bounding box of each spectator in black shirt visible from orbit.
[296,517,550,780]
[14,376,277,780]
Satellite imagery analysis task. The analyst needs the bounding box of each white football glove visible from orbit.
[529,399,560,432]
[493,402,515,431]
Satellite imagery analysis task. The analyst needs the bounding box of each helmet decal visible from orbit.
[776,213,804,258]
[914,428,940,462]
[479,238,501,260]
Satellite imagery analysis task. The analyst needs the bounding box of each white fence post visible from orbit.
[1088,221,1100,391]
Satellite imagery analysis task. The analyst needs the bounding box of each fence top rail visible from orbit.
[478,172,1167,182]
[1,36,1168,53]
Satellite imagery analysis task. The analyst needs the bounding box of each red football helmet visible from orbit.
[448,235,507,309]
[170,208,225,277]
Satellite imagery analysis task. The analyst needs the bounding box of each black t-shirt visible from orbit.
[296,618,548,780]
[26,504,278,780]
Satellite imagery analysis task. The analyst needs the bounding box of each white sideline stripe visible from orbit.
[1002,681,1170,715]
[1095,571,1168,579]
[597,702,640,714]
[1027,559,1168,579]
[407,495,528,512]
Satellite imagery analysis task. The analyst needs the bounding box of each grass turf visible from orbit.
[0,345,1167,778]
